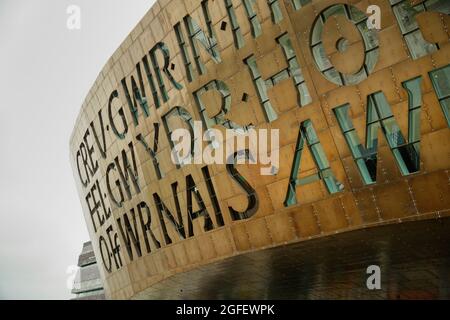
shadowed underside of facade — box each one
[134,218,450,299]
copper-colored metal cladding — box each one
[70,0,450,299]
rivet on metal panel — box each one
[287,213,298,240]
[389,67,402,102]
[339,196,352,226]
[423,103,434,131]
[406,179,419,215]
[312,204,323,234]
[356,88,364,110]
[312,3,318,16]
[378,156,388,181]
[370,188,382,221]
[322,94,334,123]
[431,56,437,69]
[440,14,448,39]
[243,225,252,250]
[264,218,275,245]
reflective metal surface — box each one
[134,218,450,299]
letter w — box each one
[333,77,423,185]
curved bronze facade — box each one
[70,0,450,299]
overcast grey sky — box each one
[0,0,155,299]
